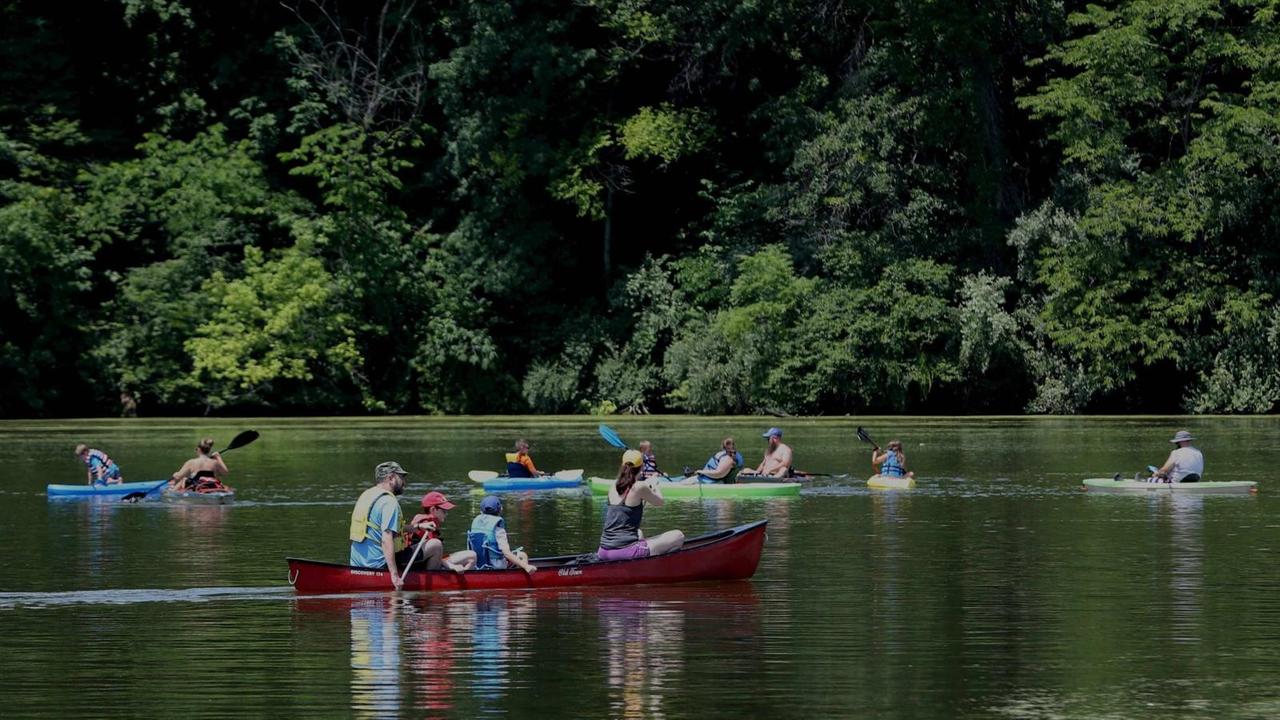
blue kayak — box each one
[482,475,583,492]
[46,479,168,498]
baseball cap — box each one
[480,495,502,515]
[374,461,408,481]
[421,490,455,510]
[762,427,783,439]
[622,449,643,467]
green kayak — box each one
[1082,478,1257,495]
[589,477,801,498]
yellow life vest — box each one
[505,453,520,463]
[348,486,406,552]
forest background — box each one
[2,0,1277,418]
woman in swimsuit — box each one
[170,438,229,491]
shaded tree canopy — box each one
[1,0,1276,417]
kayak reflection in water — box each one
[169,437,229,491]
[1148,430,1204,483]
[73,443,123,485]
[468,495,536,573]
[598,450,685,561]
[691,437,744,484]
[872,440,915,480]
[405,491,476,574]
[740,427,793,479]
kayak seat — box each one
[1179,473,1201,483]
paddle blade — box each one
[597,424,628,449]
[855,427,875,446]
[221,430,260,453]
[553,469,584,481]
[468,471,499,483]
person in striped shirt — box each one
[74,444,123,485]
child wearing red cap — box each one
[404,491,476,573]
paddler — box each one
[169,437,229,491]
[404,491,476,573]
[349,461,415,590]
[871,440,915,479]
[505,439,545,478]
[694,437,744,483]
[637,440,661,478]
[741,427,793,478]
[597,450,684,560]
[468,495,536,573]
[1149,430,1204,483]
[74,444,123,485]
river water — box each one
[0,416,1276,718]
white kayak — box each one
[1082,478,1257,495]
[867,474,915,490]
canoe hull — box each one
[1082,478,1257,495]
[868,474,916,490]
[483,475,582,492]
[288,519,767,595]
[162,489,235,505]
[46,480,167,498]
[588,477,800,498]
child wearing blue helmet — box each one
[469,495,537,574]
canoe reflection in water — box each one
[349,598,402,719]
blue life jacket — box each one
[880,451,905,477]
[697,450,743,483]
[468,513,505,569]
[505,452,532,478]
[86,450,121,485]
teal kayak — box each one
[589,477,800,498]
[46,479,167,499]
[1082,478,1257,495]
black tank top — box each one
[599,493,644,549]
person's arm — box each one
[212,452,229,477]
[1156,452,1176,478]
[635,480,665,507]
[381,530,403,590]
[871,450,887,467]
[701,455,735,480]
[171,460,191,484]
[521,454,543,476]
[497,529,535,573]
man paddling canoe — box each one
[74,444,123,485]
[740,427,793,479]
[349,461,416,590]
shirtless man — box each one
[742,427,793,478]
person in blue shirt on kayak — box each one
[74,444,123,485]
[871,440,915,479]
[469,495,536,573]
[694,438,744,483]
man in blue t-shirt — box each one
[350,462,411,587]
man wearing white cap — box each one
[1152,430,1204,483]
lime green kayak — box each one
[1082,478,1257,495]
[588,477,801,498]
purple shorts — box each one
[597,541,650,561]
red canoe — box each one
[287,519,768,595]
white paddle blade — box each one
[468,471,499,483]
[552,469,584,481]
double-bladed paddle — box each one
[855,426,879,451]
[121,430,259,502]
[468,469,583,483]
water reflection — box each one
[349,598,402,719]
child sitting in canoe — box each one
[505,439,545,478]
[404,491,476,573]
[872,440,915,479]
[468,495,536,573]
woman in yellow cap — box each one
[597,449,685,561]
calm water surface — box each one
[0,416,1277,718]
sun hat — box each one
[622,449,644,467]
[421,490,455,510]
[762,427,783,439]
[1169,430,1195,444]
[374,461,408,481]
[480,495,502,515]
